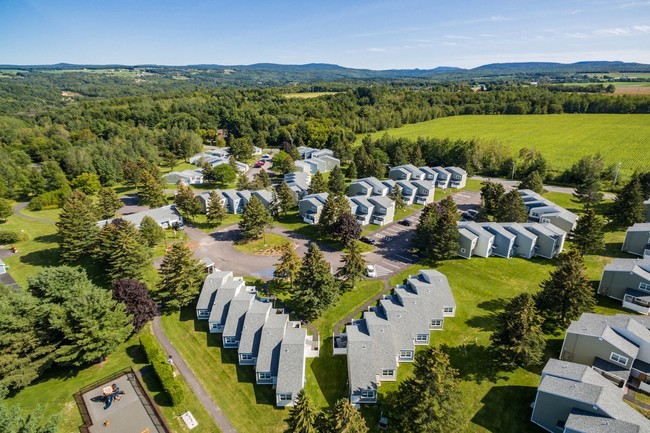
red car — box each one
[254,162,264,168]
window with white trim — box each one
[399,350,413,359]
[640,282,650,292]
[610,352,629,366]
[240,353,253,360]
[381,369,395,376]
[430,319,442,327]
[415,334,428,342]
[360,389,375,398]
[223,337,237,344]
[443,307,454,313]
[258,372,272,380]
[278,393,292,401]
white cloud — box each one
[367,47,386,52]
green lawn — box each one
[361,114,650,178]
[282,92,337,98]
[233,233,289,255]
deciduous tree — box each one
[0,198,11,222]
[210,164,237,184]
[273,243,301,290]
[518,170,544,194]
[334,212,362,247]
[112,279,158,332]
[56,190,99,263]
[140,215,164,247]
[253,168,272,189]
[480,180,505,219]
[174,182,201,221]
[157,242,205,310]
[239,196,273,241]
[0,403,60,433]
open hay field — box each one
[282,92,337,98]
[364,114,650,177]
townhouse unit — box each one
[189,148,230,165]
[457,221,566,260]
[394,180,417,205]
[348,177,390,197]
[368,196,395,226]
[560,313,650,392]
[418,166,439,183]
[431,167,451,188]
[296,146,334,160]
[622,223,650,258]
[163,169,205,185]
[388,164,425,181]
[97,205,183,229]
[298,192,329,224]
[350,196,375,226]
[221,189,245,214]
[197,190,225,213]
[446,166,467,189]
[334,270,456,405]
[196,271,318,407]
[598,258,650,314]
[292,147,340,174]
[531,358,650,433]
[284,171,311,200]
[410,179,436,205]
[198,189,273,214]
[519,189,579,234]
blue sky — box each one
[1,0,649,69]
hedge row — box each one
[140,334,184,406]
[0,230,28,245]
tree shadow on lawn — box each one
[441,344,508,384]
[33,233,61,244]
[19,247,61,268]
[309,336,347,407]
[602,241,627,259]
[465,313,498,333]
[476,298,509,312]
[471,385,543,433]
[139,366,173,407]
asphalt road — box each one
[469,175,616,200]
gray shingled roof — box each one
[346,321,377,393]
[255,312,289,375]
[566,313,640,359]
[98,205,182,227]
[565,411,641,433]
[196,271,233,311]
[627,223,650,232]
[222,288,256,338]
[368,195,394,209]
[275,326,307,395]
[238,299,273,356]
[208,277,245,326]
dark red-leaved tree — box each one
[112,279,159,332]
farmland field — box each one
[363,114,650,177]
[282,92,337,98]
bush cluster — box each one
[139,334,184,405]
[0,230,27,245]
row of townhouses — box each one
[197,189,274,214]
[97,205,184,229]
[332,270,456,405]
[298,192,396,226]
[519,189,579,234]
[388,164,467,189]
[195,270,319,407]
[457,221,566,260]
[623,222,650,259]
[294,146,341,174]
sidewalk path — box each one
[12,202,56,224]
[152,316,238,433]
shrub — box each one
[0,230,27,245]
[28,190,66,211]
[139,334,184,405]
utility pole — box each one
[613,162,622,186]
[511,161,516,180]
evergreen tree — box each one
[206,190,226,226]
[390,184,406,211]
[387,347,466,433]
[346,161,357,181]
[569,207,605,255]
[535,249,595,330]
[285,389,318,433]
[495,189,528,222]
[273,242,301,290]
[410,146,426,167]
[336,241,367,288]
[229,155,239,173]
[137,169,166,208]
[56,190,99,263]
[174,182,202,221]
[294,244,339,321]
[415,203,438,258]
[490,293,546,367]
[319,194,340,235]
[0,198,11,222]
[236,173,253,191]
[418,196,460,262]
[328,165,346,195]
[157,242,205,310]
[518,170,544,194]
[112,279,158,332]
[239,196,273,241]
[96,187,123,220]
[253,168,272,189]
[308,171,328,194]
[480,180,506,219]
[0,403,60,433]
[573,171,603,206]
[639,171,650,200]
[276,181,297,215]
[327,399,368,433]
[611,176,645,226]
[140,215,164,247]
[95,219,152,282]
[334,212,362,247]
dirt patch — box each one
[614,86,650,95]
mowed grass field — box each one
[363,114,650,177]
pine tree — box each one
[535,249,595,330]
[140,215,164,247]
[611,176,645,226]
[495,189,528,222]
[387,347,466,433]
[56,190,99,263]
[334,212,362,247]
[0,402,60,433]
[415,203,438,258]
[112,279,158,332]
[239,196,273,241]
[285,389,318,433]
[335,194,352,215]
[518,170,544,194]
[573,171,603,206]
[96,219,152,282]
[229,155,239,173]
[490,293,546,367]
[319,194,339,235]
[273,243,301,290]
[419,196,460,262]
[346,161,357,180]
[328,166,346,195]
[390,184,406,210]
[308,171,328,195]
[236,173,253,191]
[157,242,205,310]
[137,169,166,208]
[336,241,367,288]
[276,181,297,215]
[206,190,226,226]
[410,145,426,167]
[569,207,605,255]
[96,187,123,220]
[253,168,272,189]
[294,244,339,321]
[327,399,368,433]
[480,180,506,219]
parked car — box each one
[257,160,266,165]
[262,154,271,159]
[398,219,413,226]
[360,236,377,245]
[461,209,479,221]
[366,265,377,278]
[254,161,264,168]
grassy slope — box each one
[233,233,289,255]
[363,114,650,177]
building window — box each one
[224,337,237,344]
[431,320,442,327]
[460,248,466,253]
[443,307,454,313]
[240,353,253,360]
[382,369,395,376]
[278,393,292,401]
[415,334,428,342]
[610,352,629,366]
[258,372,272,380]
[399,350,413,359]
[640,282,650,292]
[360,389,375,399]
